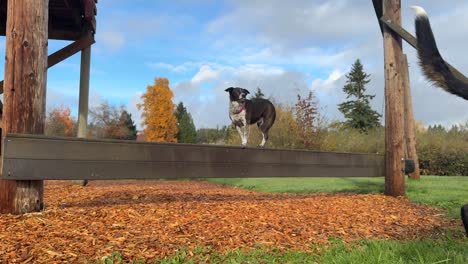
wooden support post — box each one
[0,34,95,94]
[401,55,420,180]
[383,0,405,196]
[0,0,49,214]
[76,36,92,187]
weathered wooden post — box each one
[383,0,405,196]
[401,55,420,180]
[0,0,49,214]
[76,34,92,187]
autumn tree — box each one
[338,59,381,132]
[45,106,76,137]
[89,102,136,140]
[175,102,197,143]
[138,78,178,142]
[295,91,320,149]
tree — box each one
[45,106,76,137]
[253,87,265,99]
[138,78,178,142]
[118,110,138,140]
[338,59,381,132]
[175,102,197,143]
[295,91,320,149]
[89,102,135,140]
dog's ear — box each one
[225,87,234,93]
[242,89,250,95]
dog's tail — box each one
[411,6,468,100]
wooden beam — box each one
[0,0,49,214]
[401,55,420,180]
[1,134,385,180]
[383,0,405,196]
[0,34,95,94]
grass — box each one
[96,238,468,264]
[208,176,468,218]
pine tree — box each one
[118,110,138,140]
[338,59,381,132]
[253,87,265,99]
[138,78,178,142]
[175,102,197,143]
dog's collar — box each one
[233,103,246,114]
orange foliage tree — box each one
[45,105,75,137]
[138,78,178,142]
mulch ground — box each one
[0,180,460,263]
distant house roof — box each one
[0,0,97,41]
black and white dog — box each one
[411,6,468,100]
[225,87,276,148]
[413,6,468,236]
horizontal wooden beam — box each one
[380,18,468,84]
[0,34,95,94]
[1,134,385,180]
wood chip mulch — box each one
[0,180,460,263]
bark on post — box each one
[0,0,49,214]
[401,55,420,180]
[383,0,405,196]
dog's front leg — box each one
[244,125,250,147]
[236,126,247,147]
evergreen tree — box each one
[175,102,197,143]
[118,110,138,140]
[338,59,381,132]
[253,87,265,99]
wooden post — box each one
[76,37,92,187]
[401,55,420,180]
[383,0,405,196]
[0,0,49,214]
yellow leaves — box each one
[138,78,178,143]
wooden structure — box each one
[1,134,384,180]
[0,0,97,214]
[0,1,465,214]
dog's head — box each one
[225,87,250,102]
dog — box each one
[411,6,468,100]
[462,204,468,237]
[225,87,276,148]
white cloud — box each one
[96,31,125,52]
[191,65,221,83]
[148,62,189,73]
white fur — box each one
[229,101,249,146]
[410,6,427,18]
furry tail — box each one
[411,6,468,100]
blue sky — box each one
[1,0,467,130]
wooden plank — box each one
[401,55,420,180]
[0,34,95,94]
[0,0,49,214]
[1,134,385,180]
[382,0,405,197]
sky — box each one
[1,0,467,130]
